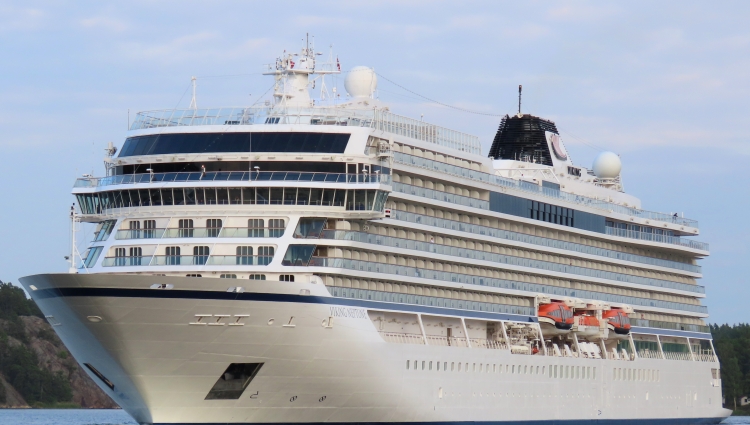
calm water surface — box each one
[0,410,748,425]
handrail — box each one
[315,258,708,314]
[115,227,285,239]
[394,151,700,229]
[326,284,535,316]
[605,227,708,251]
[101,254,274,267]
[318,229,704,294]
[129,107,482,155]
[75,171,391,188]
[391,209,708,264]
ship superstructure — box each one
[20,42,729,425]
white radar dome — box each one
[345,66,377,98]
[592,151,622,179]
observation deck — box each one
[129,107,482,155]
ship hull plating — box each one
[19,274,730,425]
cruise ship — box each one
[20,42,730,424]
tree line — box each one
[0,282,72,406]
[711,323,750,412]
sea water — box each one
[0,410,747,425]
[0,409,135,425]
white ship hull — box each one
[20,274,730,425]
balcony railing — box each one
[391,209,708,263]
[101,256,151,267]
[631,319,709,334]
[316,258,708,314]
[101,254,273,267]
[74,171,391,188]
[392,182,488,210]
[129,107,482,155]
[394,151,700,229]
[206,255,273,266]
[115,228,284,240]
[325,285,534,316]
[319,229,704,294]
[605,227,708,251]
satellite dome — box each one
[345,66,377,98]
[592,151,622,179]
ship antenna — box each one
[189,76,198,110]
[518,84,522,114]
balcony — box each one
[605,227,708,251]
[115,227,285,240]
[74,171,391,188]
[394,151,700,229]
[129,107,482,155]
[391,209,708,261]
[101,254,273,267]
[315,258,708,314]
[318,229,704,294]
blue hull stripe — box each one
[152,419,727,425]
[33,287,537,323]
[630,326,712,339]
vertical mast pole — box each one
[518,85,522,114]
[189,77,197,110]
[69,204,77,273]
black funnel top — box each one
[488,114,559,166]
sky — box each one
[0,1,748,324]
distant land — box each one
[0,281,117,408]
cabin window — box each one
[114,248,126,266]
[236,246,253,265]
[129,247,142,266]
[257,246,274,265]
[206,219,222,237]
[144,220,156,238]
[248,219,265,237]
[165,246,180,265]
[178,219,194,238]
[279,275,295,282]
[269,219,285,237]
[249,274,266,280]
[193,246,209,265]
[220,274,237,279]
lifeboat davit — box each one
[603,307,631,338]
[538,302,574,336]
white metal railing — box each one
[637,350,663,359]
[317,258,708,314]
[389,210,702,274]
[663,351,694,361]
[394,151,700,229]
[694,352,718,362]
[129,107,482,155]
[378,332,424,345]
[424,335,469,347]
[319,229,705,294]
[470,338,508,350]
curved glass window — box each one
[76,188,386,213]
[118,132,350,157]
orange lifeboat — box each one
[538,302,574,336]
[571,311,603,338]
[603,307,631,336]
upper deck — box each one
[129,107,482,155]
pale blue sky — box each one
[1,1,747,323]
